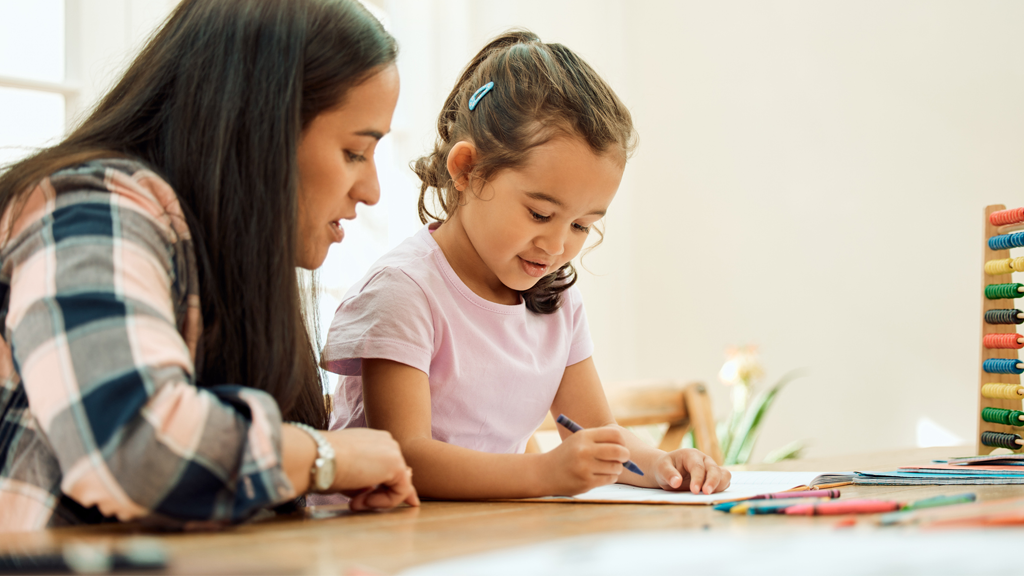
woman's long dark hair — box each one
[0,0,397,428]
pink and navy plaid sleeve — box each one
[0,160,296,531]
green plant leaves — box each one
[722,369,806,465]
[763,440,806,463]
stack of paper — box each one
[946,453,1024,466]
[854,453,1024,485]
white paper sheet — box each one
[531,471,827,504]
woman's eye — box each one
[529,210,550,222]
[573,223,591,233]
[345,151,367,163]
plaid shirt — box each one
[0,159,296,531]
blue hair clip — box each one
[468,82,494,111]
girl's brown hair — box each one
[413,30,636,314]
[0,0,397,428]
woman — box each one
[0,0,417,531]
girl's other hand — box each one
[325,428,420,509]
[654,449,731,495]
[544,427,629,495]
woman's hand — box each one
[542,426,629,495]
[653,448,731,494]
[326,428,420,510]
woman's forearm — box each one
[400,437,551,499]
[281,424,317,495]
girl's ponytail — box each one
[413,30,540,224]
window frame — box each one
[0,0,81,134]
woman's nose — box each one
[350,161,381,206]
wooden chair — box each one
[525,380,724,464]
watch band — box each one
[288,422,336,493]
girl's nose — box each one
[535,227,567,256]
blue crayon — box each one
[555,414,644,476]
[713,501,744,512]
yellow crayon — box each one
[730,497,830,515]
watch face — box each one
[314,457,335,492]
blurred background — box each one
[4,0,1023,460]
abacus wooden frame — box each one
[978,204,1024,454]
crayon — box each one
[900,493,976,512]
[784,499,900,516]
[733,498,831,515]
[713,501,745,512]
[878,493,978,526]
[555,414,643,476]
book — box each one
[946,453,1024,466]
[854,470,1024,486]
[510,471,850,505]
[899,464,1024,475]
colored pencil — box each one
[712,489,840,512]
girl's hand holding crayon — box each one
[543,427,632,495]
[653,449,732,495]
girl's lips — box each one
[518,256,550,278]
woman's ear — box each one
[446,141,477,191]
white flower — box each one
[718,346,765,387]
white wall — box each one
[379,0,1024,460]
[623,1,1024,459]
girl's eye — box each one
[529,210,550,222]
[573,223,591,233]
[345,151,367,163]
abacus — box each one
[978,204,1024,453]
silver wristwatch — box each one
[289,422,336,493]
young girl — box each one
[321,31,731,499]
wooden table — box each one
[4,447,1023,575]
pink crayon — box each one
[784,499,900,516]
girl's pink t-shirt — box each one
[323,224,593,454]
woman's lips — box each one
[329,220,344,243]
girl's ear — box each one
[446,141,477,191]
